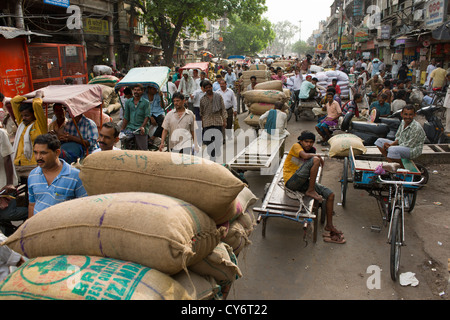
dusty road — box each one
[226,110,449,300]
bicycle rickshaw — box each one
[340,146,425,281]
[114,66,171,150]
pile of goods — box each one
[310,70,350,99]
[241,80,290,128]
[0,151,258,300]
[240,70,270,93]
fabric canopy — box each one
[115,66,170,90]
[179,62,210,73]
[21,84,104,117]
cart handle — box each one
[377,175,425,186]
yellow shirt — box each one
[283,143,304,183]
[430,67,447,88]
[11,95,48,166]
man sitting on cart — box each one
[374,105,426,166]
[283,131,346,244]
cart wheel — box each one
[340,157,349,207]
[414,163,429,185]
[390,207,403,281]
[404,190,417,213]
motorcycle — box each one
[341,102,449,145]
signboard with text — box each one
[425,0,447,27]
[43,0,70,8]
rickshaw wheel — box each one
[340,157,349,207]
[404,190,417,213]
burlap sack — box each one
[3,192,224,275]
[328,133,367,158]
[236,208,256,237]
[242,90,288,104]
[249,64,267,71]
[172,271,221,300]
[283,88,291,99]
[254,80,283,91]
[241,70,270,80]
[231,186,258,221]
[249,103,275,115]
[243,113,260,127]
[79,151,245,224]
[0,255,192,300]
[222,221,251,255]
[189,242,242,285]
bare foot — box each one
[305,190,322,201]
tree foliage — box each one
[222,15,275,57]
[291,40,315,57]
[134,0,267,66]
[266,21,299,55]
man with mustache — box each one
[27,133,87,217]
[92,122,121,153]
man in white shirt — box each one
[425,59,436,89]
[0,231,25,281]
[259,102,289,138]
[92,122,121,153]
[224,68,237,90]
[217,79,237,139]
[178,70,196,100]
[162,75,177,99]
[0,128,28,231]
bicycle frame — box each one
[377,173,425,244]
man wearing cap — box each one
[283,130,345,244]
[298,76,319,101]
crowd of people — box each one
[0,51,440,272]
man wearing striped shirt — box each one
[28,134,87,217]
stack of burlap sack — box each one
[241,80,290,127]
[99,84,122,115]
[0,151,258,300]
[272,60,295,72]
[240,69,270,93]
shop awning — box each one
[0,26,51,39]
[432,22,450,40]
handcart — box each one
[253,152,326,245]
[340,146,425,281]
[227,132,287,174]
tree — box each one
[222,15,275,57]
[134,0,267,67]
[291,40,315,58]
[266,21,298,55]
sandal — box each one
[323,232,346,244]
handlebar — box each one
[377,174,425,186]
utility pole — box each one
[298,20,302,42]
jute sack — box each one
[249,64,267,71]
[3,192,224,275]
[172,271,221,300]
[243,113,260,127]
[236,208,257,237]
[328,133,367,158]
[230,186,258,222]
[189,242,242,285]
[222,221,250,255]
[249,102,275,115]
[242,90,288,104]
[79,151,245,224]
[0,255,192,300]
[241,70,269,79]
[283,88,291,99]
[254,80,283,91]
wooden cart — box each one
[253,152,325,244]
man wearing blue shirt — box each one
[28,134,87,217]
[370,94,391,117]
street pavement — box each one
[226,109,449,300]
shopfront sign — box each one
[43,0,70,8]
[355,28,369,42]
[83,18,109,35]
[425,0,447,28]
